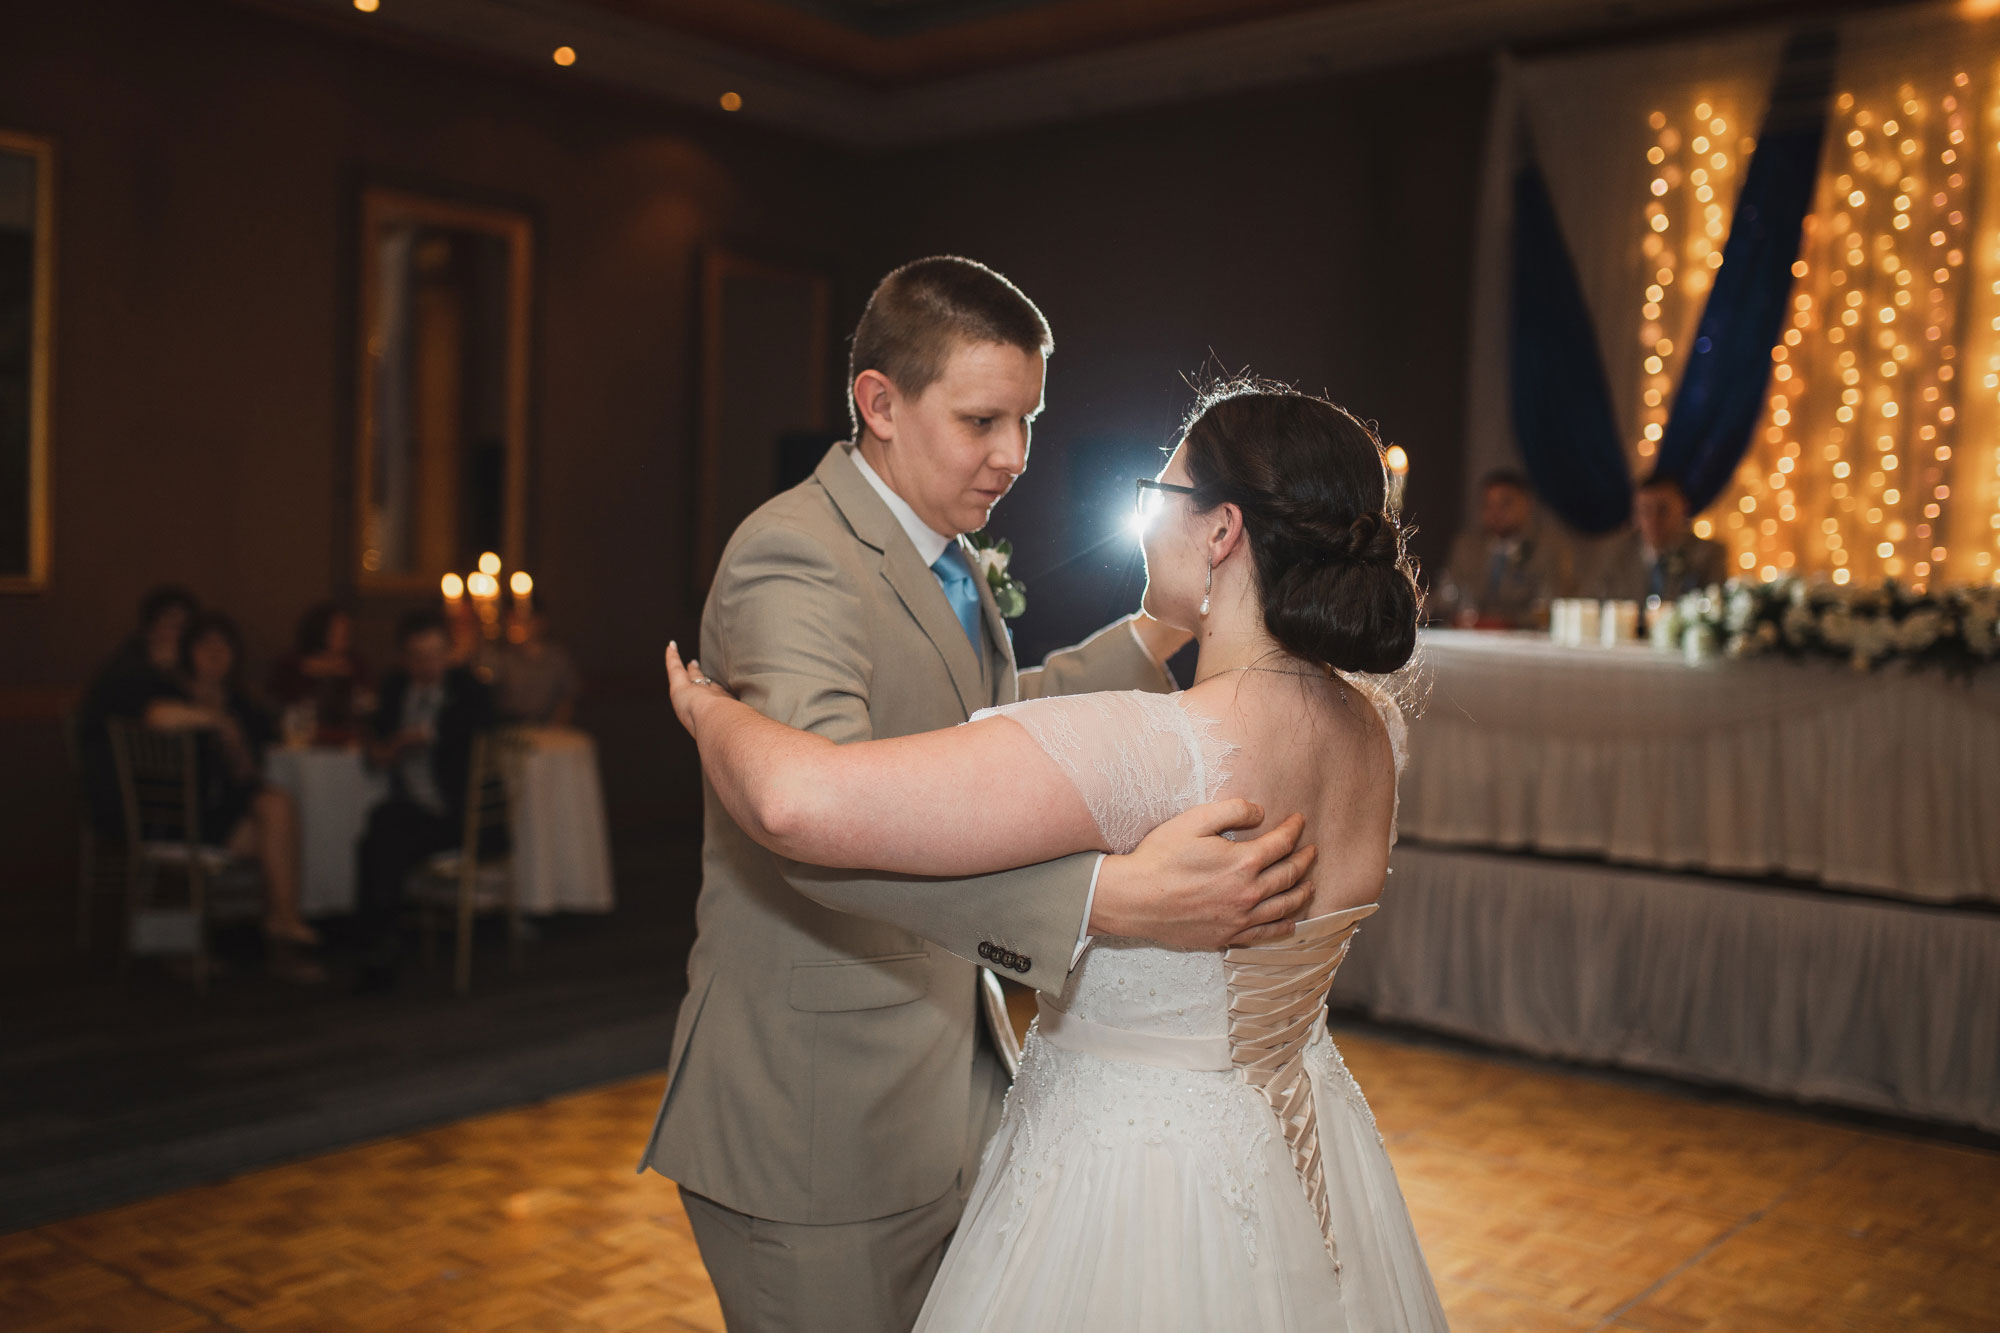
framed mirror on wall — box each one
[698,248,831,584]
[0,131,53,593]
[355,187,530,592]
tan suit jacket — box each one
[1438,523,1575,627]
[1580,527,1730,601]
[639,443,1174,1226]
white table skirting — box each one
[1400,630,2000,904]
[264,727,615,916]
[1329,845,2000,1132]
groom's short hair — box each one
[848,256,1054,439]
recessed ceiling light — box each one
[553,46,577,67]
[719,91,743,112]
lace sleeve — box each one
[972,691,1235,854]
[1348,676,1407,777]
[1344,674,1407,847]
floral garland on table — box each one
[967,531,1028,619]
[1655,576,2000,675]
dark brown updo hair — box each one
[1181,381,1420,675]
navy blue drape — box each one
[1508,143,1633,534]
[1656,29,1836,512]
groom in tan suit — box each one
[640,257,1315,1332]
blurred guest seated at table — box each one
[80,585,199,839]
[494,599,580,726]
[147,612,322,968]
[353,609,499,990]
[1583,473,1729,603]
[267,601,373,743]
[1434,468,1574,628]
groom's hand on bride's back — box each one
[1088,800,1316,950]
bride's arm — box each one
[668,641,1105,875]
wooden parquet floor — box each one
[3,1029,1995,1332]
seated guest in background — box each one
[1584,473,1729,602]
[267,602,372,742]
[354,609,499,989]
[493,598,579,726]
[79,585,198,839]
[1436,468,1574,627]
[142,612,322,970]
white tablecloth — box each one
[1399,630,2000,903]
[265,747,383,917]
[265,727,615,916]
[508,726,616,914]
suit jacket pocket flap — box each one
[789,952,930,1012]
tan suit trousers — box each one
[683,1035,1008,1332]
[682,1183,961,1333]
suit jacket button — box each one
[1001,950,1018,969]
[1015,956,1032,973]
[978,943,993,961]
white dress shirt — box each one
[850,446,1103,963]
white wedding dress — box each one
[913,687,1448,1332]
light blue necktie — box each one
[931,548,982,650]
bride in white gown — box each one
[667,382,1449,1331]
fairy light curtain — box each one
[1465,5,2000,589]
[1461,35,1782,520]
[1653,29,1834,514]
[1700,12,2000,589]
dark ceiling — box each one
[250,0,1890,148]
[760,0,1065,39]
[568,0,1345,86]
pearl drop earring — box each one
[1200,559,1213,617]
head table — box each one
[265,725,616,917]
[1398,630,2000,904]
[1325,629,2000,1132]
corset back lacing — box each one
[1223,901,1379,1273]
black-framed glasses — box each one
[1134,477,1196,525]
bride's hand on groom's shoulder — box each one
[664,640,733,735]
[1088,800,1317,952]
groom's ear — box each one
[854,369,899,443]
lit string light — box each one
[1638,100,1747,466]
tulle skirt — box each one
[914,1025,1448,1332]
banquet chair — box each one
[66,711,127,951]
[408,728,523,995]
[106,719,265,994]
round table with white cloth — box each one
[1399,629,2000,903]
[264,726,616,916]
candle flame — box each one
[1384,445,1410,475]
[510,571,534,596]
[441,573,464,599]
[468,572,499,598]
[478,551,502,576]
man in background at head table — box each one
[1583,472,1729,604]
[1436,468,1575,629]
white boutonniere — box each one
[967,531,1027,619]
